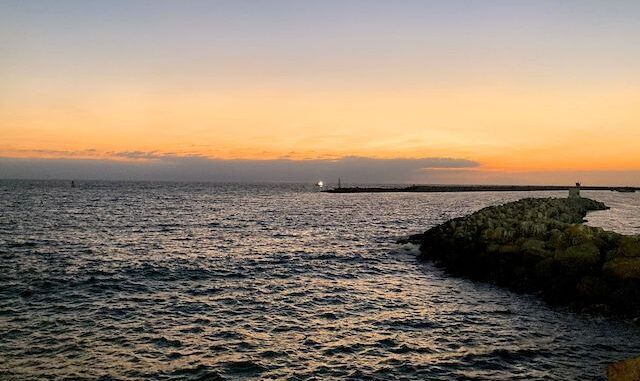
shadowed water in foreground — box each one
[1,181,639,380]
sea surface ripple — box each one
[1,181,639,380]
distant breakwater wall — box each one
[326,185,638,193]
[411,197,640,316]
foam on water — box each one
[1,181,639,380]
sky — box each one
[1,0,639,184]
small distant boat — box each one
[613,187,636,193]
[315,181,324,188]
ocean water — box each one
[1,181,639,381]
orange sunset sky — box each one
[1,1,639,184]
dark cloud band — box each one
[0,155,478,183]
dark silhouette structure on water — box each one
[568,182,581,198]
[326,184,638,194]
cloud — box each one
[1,155,638,185]
[0,155,479,183]
[107,151,183,160]
[13,148,99,157]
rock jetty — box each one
[326,185,639,193]
[415,197,640,316]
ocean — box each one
[1,180,639,380]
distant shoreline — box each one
[325,185,638,193]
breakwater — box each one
[326,185,638,193]
[414,197,640,316]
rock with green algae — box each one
[417,197,640,316]
[608,356,640,381]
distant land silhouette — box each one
[326,184,638,193]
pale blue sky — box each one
[3,0,639,88]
